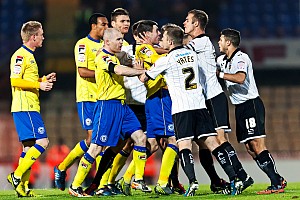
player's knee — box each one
[131,130,146,146]
[36,138,49,149]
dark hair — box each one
[111,8,129,22]
[136,20,158,38]
[221,28,241,47]
[161,23,184,45]
[132,20,145,36]
[188,9,208,30]
[89,13,106,27]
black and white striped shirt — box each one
[217,49,259,105]
[186,34,223,100]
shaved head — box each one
[103,28,121,40]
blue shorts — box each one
[77,102,96,130]
[12,111,48,142]
[145,89,174,138]
[92,100,142,147]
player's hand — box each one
[40,82,53,91]
[139,32,151,44]
[46,72,56,82]
[134,59,144,69]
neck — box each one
[89,32,100,41]
[23,42,36,51]
[226,47,237,58]
[190,28,204,38]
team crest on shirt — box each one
[85,118,92,126]
[38,127,45,134]
[140,46,153,57]
[100,135,107,142]
[78,44,86,62]
[237,61,245,70]
[30,59,35,64]
[102,55,113,64]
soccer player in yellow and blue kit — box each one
[53,13,109,191]
[7,21,56,197]
[68,28,148,197]
[120,20,179,195]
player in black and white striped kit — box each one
[140,24,243,196]
[183,9,252,194]
[217,28,287,195]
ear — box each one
[111,21,116,28]
[193,20,199,27]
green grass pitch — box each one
[0,183,299,199]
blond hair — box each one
[21,21,42,42]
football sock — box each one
[108,150,130,184]
[123,160,135,184]
[58,140,88,171]
[199,149,220,183]
[91,148,116,186]
[180,149,197,184]
[133,146,147,181]
[95,152,103,171]
[19,152,31,190]
[169,158,180,186]
[221,142,248,181]
[157,144,178,186]
[254,150,281,186]
[212,145,236,181]
[14,144,45,178]
[99,167,111,189]
[72,153,94,188]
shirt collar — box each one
[102,49,114,56]
[87,34,100,43]
[22,45,34,54]
[169,45,184,54]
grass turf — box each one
[0,182,299,199]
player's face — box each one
[33,28,44,48]
[149,25,160,45]
[218,35,227,53]
[160,31,170,50]
[112,15,130,35]
[183,13,195,34]
[96,17,109,38]
[109,32,124,53]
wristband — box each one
[219,72,224,79]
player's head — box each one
[111,8,130,35]
[103,28,123,53]
[184,9,208,35]
[136,20,160,45]
[89,13,109,39]
[218,28,241,53]
[160,23,184,49]
[131,20,145,42]
[21,21,44,47]
[183,33,192,45]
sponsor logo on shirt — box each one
[140,46,153,57]
[237,61,245,70]
[78,45,86,62]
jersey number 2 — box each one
[182,67,197,90]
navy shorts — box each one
[172,109,217,143]
[235,97,266,143]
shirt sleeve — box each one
[232,57,247,74]
[74,41,88,68]
[10,55,25,79]
[146,56,169,80]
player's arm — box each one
[111,59,145,77]
[217,70,246,84]
[78,67,95,78]
[139,57,167,83]
[38,72,57,82]
[11,78,53,91]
